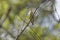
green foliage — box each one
[2,18,11,30]
[54,23,60,29]
[18,25,49,40]
[0,1,9,18]
[44,35,57,40]
[9,12,15,23]
[0,0,60,40]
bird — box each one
[29,8,34,25]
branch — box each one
[16,0,51,40]
[16,4,40,40]
[0,6,16,38]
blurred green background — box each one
[0,0,60,40]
